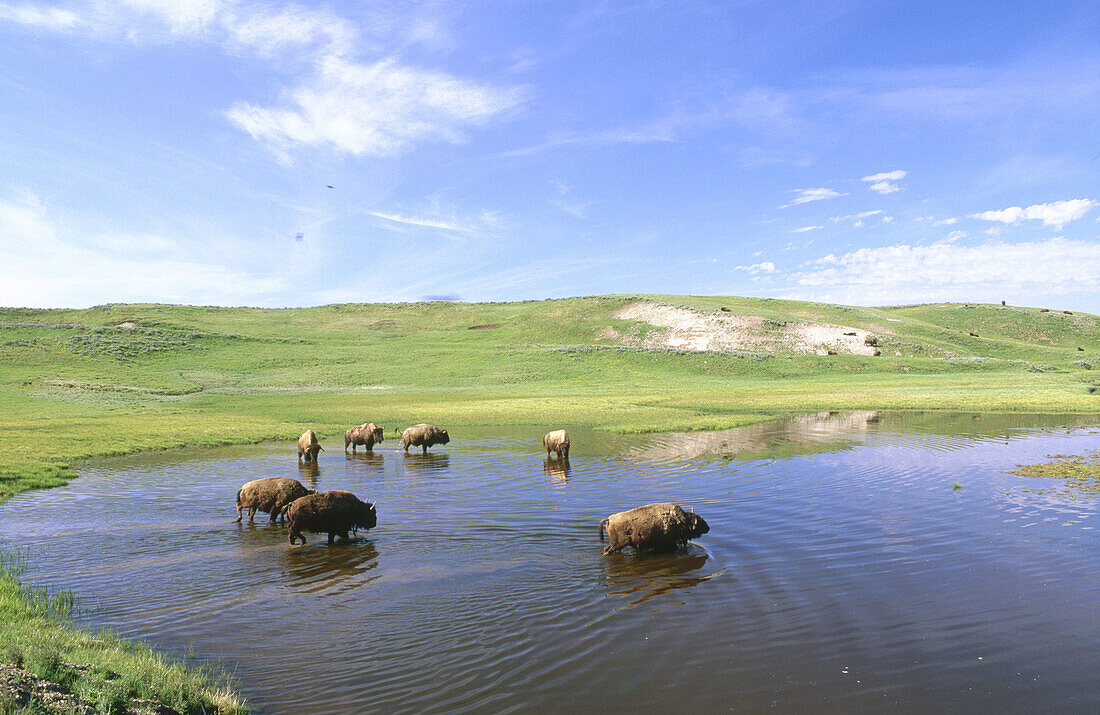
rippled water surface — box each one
[4,412,1100,712]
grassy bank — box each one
[1,294,1098,710]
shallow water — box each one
[4,412,1100,712]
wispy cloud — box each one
[228,56,524,159]
[972,199,1096,229]
[780,187,847,209]
[3,1,523,161]
[366,210,477,234]
[831,210,883,224]
[735,261,777,274]
[792,225,823,233]
[862,169,906,194]
[0,3,79,30]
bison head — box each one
[439,429,450,444]
[686,511,709,538]
[355,501,378,531]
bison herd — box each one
[240,424,710,553]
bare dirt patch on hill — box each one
[612,302,880,355]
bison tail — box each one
[235,488,242,505]
[598,518,608,540]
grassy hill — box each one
[2,294,1098,480]
[1,294,1098,711]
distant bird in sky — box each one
[326,185,334,189]
[295,233,304,242]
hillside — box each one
[0,294,1098,479]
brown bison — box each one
[599,502,709,555]
[235,477,315,523]
[543,429,570,458]
[283,490,378,545]
[345,423,384,452]
[401,423,450,453]
[297,430,323,462]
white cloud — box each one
[792,225,823,233]
[831,210,883,223]
[735,261,776,274]
[972,199,1095,229]
[1,1,522,160]
[933,217,958,226]
[862,170,906,195]
[791,237,1100,304]
[366,210,477,234]
[945,229,968,242]
[0,3,80,29]
[227,56,523,158]
[881,216,895,223]
[862,170,907,182]
[780,187,847,208]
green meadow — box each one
[1,294,1098,711]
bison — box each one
[283,490,378,545]
[599,502,709,555]
[543,429,570,459]
[345,422,384,452]
[235,477,314,523]
[401,423,449,453]
[297,430,323,462]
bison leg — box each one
[422,445,428,454]
[235,504,243,523]
[289,529,304,545]
[328,532,336,545]
[248,506,257,522]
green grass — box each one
[1,293,1099,710]
[0,548,245,714]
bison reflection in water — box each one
[601,551,714,612]
[283,542,380,595]
[297,459,321,485]
[283,490,378,545]
[401,451,449,476]
[543,457,571,481]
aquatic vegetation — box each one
[1008,452,1100,497]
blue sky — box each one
[2,1,1099,311]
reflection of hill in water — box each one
[625,411,1100,464]
[626,411,882,463]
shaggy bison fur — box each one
[283,490,378,545]
[599,502,709,555]
[235,477,314,523]
[345,422,384,452]
[543,429,570,458]
[297,430,323,462]
[401,423,450,453]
